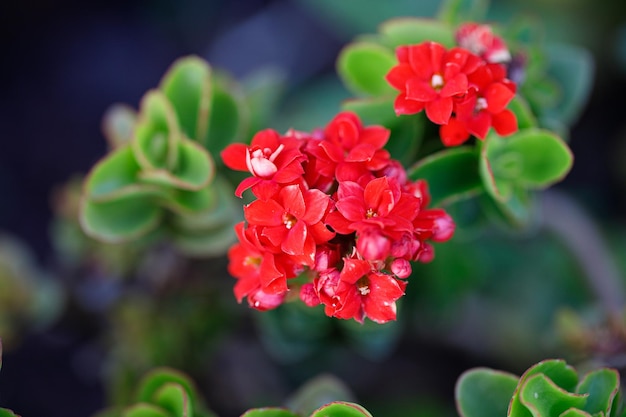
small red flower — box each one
[385,42,482,124]
[244,184,335,266]
[221,129,305,199]
[440,63,518,145]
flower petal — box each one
[425,97,453,125]
[244,199,284,226]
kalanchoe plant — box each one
[94,367,217,417]
[456,359,625,417]
[222,111,455,323]
[80,56,244,257]
[241,402,373,417]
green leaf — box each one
[508,96,538,130]
[102,103,138,149]
[80,196,161,243]
[240,409,299,417]
[479,130,572,206]
[543,43,594,126]
[172,221,237,258]
[509,360,580,417]
[204,74,249,157]
[139,139,214,191]
[480,186,534,230]
[576,369,620,416]
[408,146,483,207]
[337,42,397,97]
[154,383,192,417]
[123,404,170,417]
[0,409,19,417]
[286,375,355,417]
[133,90,181,171]
[558,409,592,417]
[136,368,199,408]
[84,146,163,202]
[159,56,212,145]
[519,374,587,417]
[455,368,519,417]
[342,96,397,127]
[379,18,455,48]
[311,402,373,417]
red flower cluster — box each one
[222,112,454,323]
[385,23,517,147]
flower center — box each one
[475,97,488,112]
[365,208,377,218]
[431,73,444,90]
[282,212,297,229]
[244,256,262,267]
[356,276,370,296]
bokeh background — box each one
[1,0,626,416]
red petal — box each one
[385,64,414,91]
[259,252,287,292]
[278,184,305,218]
[484,82,515,113]
[221,144,249,171]
[336,196,366,222]
[425,97,453,125]
[261,225,287,248]
[308,221,335,243]
[466,111,492,139]
[250,128,281,148]
[427,42,446,73]
[235,176,261,198]
[302,189,330,224]
[394,94,425,115]
[340,258,371,284]
[244,199,284,226]
[408,43,434,79]
[440,118,471,147]
[250,180,280,200]
[406,78,437,102]
[346,143,376,162]
[325,210,353,234]
[359,125,390,149]
[492,109,518,136]
[440,71,468,97]
[363,273,405,323]
[363,177,394,216]
[282,220,307,255]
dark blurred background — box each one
[1,0,626,416]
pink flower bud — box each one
[390,258,412,278]
[299,283,321,307]
[357,229,390,261]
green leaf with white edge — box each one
[508,96,537,131]
[337,42,397,97]
[154,383,192,417]
[80,196,162,243]
[544,43,594,126]
[559,409,592,417]
[498,129,573,189]
[123,404,171,417]
[576,369,620,416]
[102,103,138,149]
[408,146,483,207]
[519,374,588,417]
[170,177,241,229]
[509,360,580,417]
[133,90,181,171]
[139,139,214,191]
[204,74,249,158]
[172,221,237,258]
[240,409,299,417]
[286,375,356,417]
[311,402,373,417]
[136,368,200,409]
[159,56,212,146]
[455,368,519,417]
[379,18,455,49]
[84,146,163,203]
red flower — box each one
[456,22,511,64]
[440,63,518,145]
[306,112,391,183]
[244,184,335,266]
[385,42,482,124]
[221,129,305,199]
[315,259,407,323]
[228,222,296,310]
